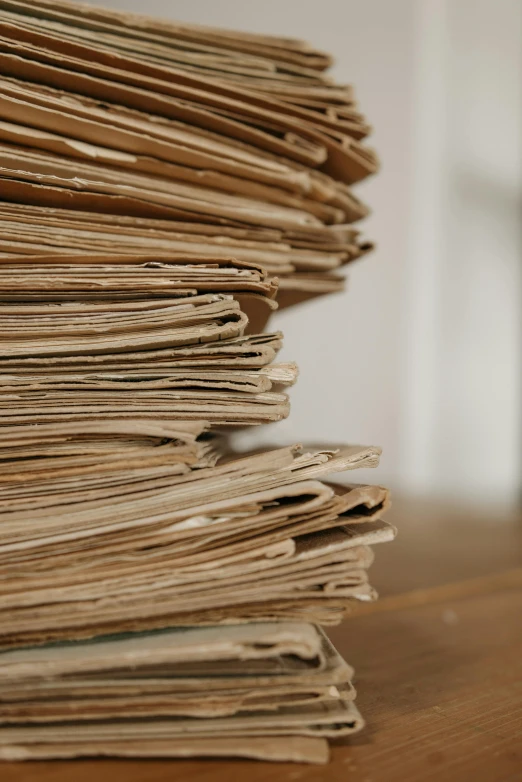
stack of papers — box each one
[0,432,395,762]
[0,0,378,311]
[0,256,296,425]
[0,0,392,764]
[0,440,393,647]
[0,623,363,763]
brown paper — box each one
[0,1,390,763]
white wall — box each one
[87,0,522,503]
[400,0,522,503]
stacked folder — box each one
[0,0,393,765]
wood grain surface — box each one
[2,496,522,782]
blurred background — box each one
[90,0,522,507]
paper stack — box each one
[0,436,394,762]
[0,257,292,426]
[0,624,362,764]
[0,0,393,765]
[0,0,377,311]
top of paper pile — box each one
[0,0,378,312]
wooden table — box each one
[3,497,522,782]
